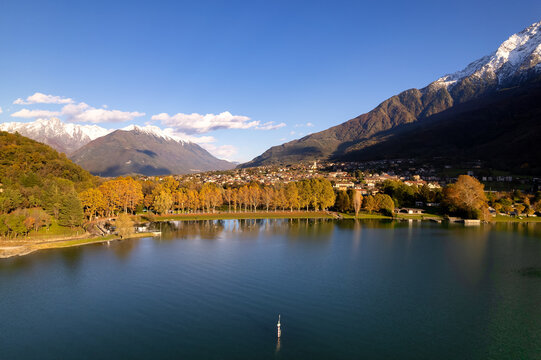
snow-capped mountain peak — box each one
[437,20,541,87]
[122,124,188,144]
[0,117,112,154]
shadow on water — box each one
[59,246,84,271]
[112,238,140,260]
[517,267,541,278]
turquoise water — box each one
[1,219,541,359]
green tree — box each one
[363,195,377,213]
[375,193,395,216]
[5,212,26,238]
[41,179,74,219]
[0,188,23,214]
[334,191,350,213]
[499,198,513,214]
[58,194,84,228]
[0,214,8,237]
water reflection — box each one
[151,218,339,243]
[59,247,84,272]
[1,220,540,274]
[2,219,541,360]
[113,238,140,260]
[492,221,541,239]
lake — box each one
[1,219,541,359]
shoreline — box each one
[1,212,539,259]
[0,232,160,259]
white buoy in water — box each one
[277,314,281,338]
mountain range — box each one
[70,125,234,177]
[0,117,112,154]
[242,20,541,172]
[2,20,540,176]
[0,119,234,176]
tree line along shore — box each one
[2,173,540,242]
[1,131,540,250]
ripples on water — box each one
[1,219,541,360]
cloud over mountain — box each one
[62,102,145,123]
[13,92,74,105]
[11,109,61,118]
[7,91,279,162]
[151,111,285,134]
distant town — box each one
[143,159,540,195]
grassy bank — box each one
[491,214,541,223]
[0,232,159,259]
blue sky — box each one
[1,0,540,162]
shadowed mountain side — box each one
[339,80,541,173]
[240,21,541,169]
[241,85,461,167]
[70,129,235,177]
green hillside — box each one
[0,131,94,187]
[0,131,95,237]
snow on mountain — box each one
[121,124,189,144]
[436,20,541,87]
[0,117,112,154]
[0,117,196,154]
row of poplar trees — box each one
[78,177,337,220]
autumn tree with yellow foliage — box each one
[443,175,489,220]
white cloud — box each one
[0,107,2,114]
[11,109,61,118]
[201,144,238,161]
[160,126,235,159]
[62,102,145,123]
[295,122,314,128]
[14,92,74,105]
[151,111,258,134]
[256,121,286,130]
[164,128,216,144]
[10,102,143,123]
[152,111,286,134]
[62,102,90,117]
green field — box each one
[491,214,541,223]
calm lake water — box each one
[1,219,541,359]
